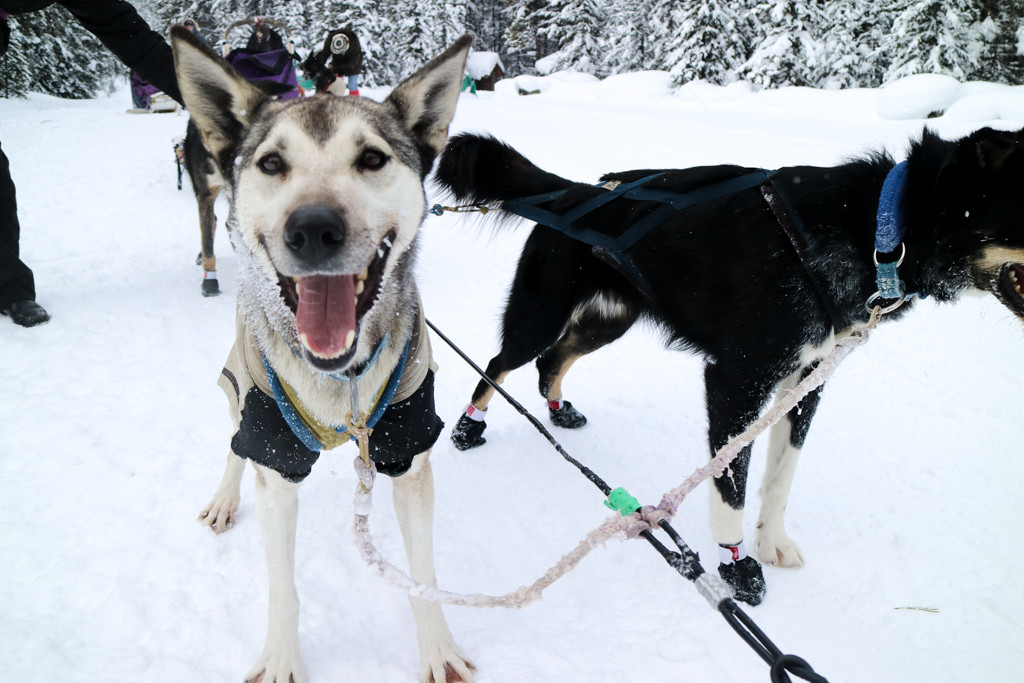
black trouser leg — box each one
[0,140,36,309]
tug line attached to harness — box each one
[349,313,887,682]
[351,319,863,681]
[347,164,917,679]
[395,160,917,588]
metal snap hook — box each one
[873,242,906,267]
[864,286,907,315]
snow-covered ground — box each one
[2,71,1023,682]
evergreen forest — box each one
[2,0,1022,100]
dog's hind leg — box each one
[451,265,587,450]
[393,452,475,683]
[536,295,638,429]
[198,451,246,534]
[246,463,308,683]
[756,365,824,568]
[705,361,777,606]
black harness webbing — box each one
[760,181,848,332]
[497,168,845,333]
[500,169,777,299]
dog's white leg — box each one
[393,452,475,683]
[198,451,246,534]
[756,416,805,567]
[755,366,824,568]
[245,464,307,683]
[709,483,745,549]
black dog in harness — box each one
[435,167,853,332]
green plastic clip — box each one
[604,487,641,516]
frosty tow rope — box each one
[350,313,886,682]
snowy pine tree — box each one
[465,0,508,53]
[661,0,748,85]
[881,0,983,82]
[601,0,655,74]
[738,0,830,88]
[502,0,549,75]
[2,6,122,99]
[974,1,1024,83]
[817,1,888,89]
[535,0,605,75]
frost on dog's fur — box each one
[172,25,475,683]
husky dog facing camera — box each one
[172,26,474,683]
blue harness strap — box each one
[263,337,412,451]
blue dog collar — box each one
[872,161,919,304]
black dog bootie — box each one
[718,556,766,606]
[451,413,487,450]
[548,400,587,429]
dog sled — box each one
[127,71,179,113]
[221,17,302,100]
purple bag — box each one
[130,71,160,100]
[225,48,300,99]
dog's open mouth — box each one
[278,230,395,371]
[998,263,1024,315]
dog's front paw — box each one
[756,532,805,568]
[245,646,308,683]
[421,646,476,683]
[718,556,766,606]
[197,493,239,534]
[451,414,486,450]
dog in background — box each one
[173,26,475,683]
[182,119,225,296]
[435,129,1024,605]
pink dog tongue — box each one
[296,274,356,357]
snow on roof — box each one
[466,51,505,80]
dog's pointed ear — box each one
[384,34,473,176]
[971,128,1018,172]
[170,25,269,173]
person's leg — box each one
[0,141,49,326]
[346,73,359,96]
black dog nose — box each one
[283,205,346,264]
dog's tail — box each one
[435,133,575,206]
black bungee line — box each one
[425,318,829,683]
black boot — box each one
[718,556,766,605]
[451,414,487,450]
[3,300,50,327]
[201,277,220,297]
[549,400,587,429]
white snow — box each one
[2,73,1023,683]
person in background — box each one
[182,17,207,46]
[0,1,182,327]
[303,26,363,96]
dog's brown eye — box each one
[358,149,388,171]
[258,153,285,175]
